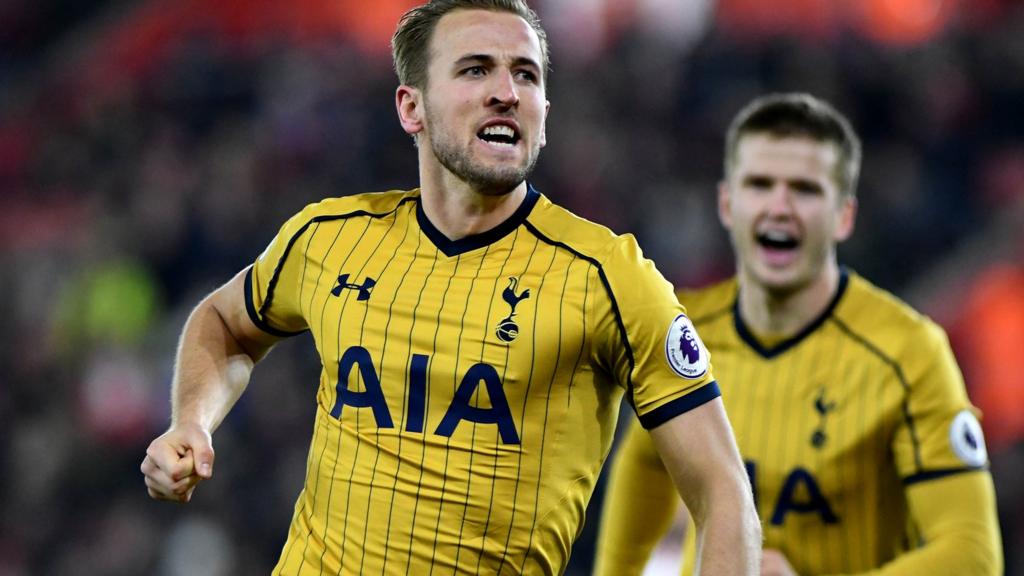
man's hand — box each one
[762,548,798,576]
[141,423,215,502]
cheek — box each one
[726,203,756,231]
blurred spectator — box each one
[954,263,1024,454]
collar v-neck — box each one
[734,268,850,359]
[416,184,541,257]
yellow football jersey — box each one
[245,186,718,575]
[603,270,990,576]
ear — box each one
[538,100,550,148]
[834,196,857,242]
[396,85,424,136]
[717,180,733,230]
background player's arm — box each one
[815,472,1002,576]
[650,397,761,575]
[594,420,681,576]
[836,323,1003,576]
[141,268,281,502]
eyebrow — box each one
[742,174,825,191]
[453,54,541,72]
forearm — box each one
[690,474,761,575]
[172,298,257,432]
[834,534,1001,576]
[649,399,761,575]
[830,472,1002,576]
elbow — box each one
[706,476,762,543]
[744,492,763,546]
[965,539,1004,576]
[933,529,1003,576]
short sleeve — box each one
[595,234,719,429]
[894,321,989,483]
[245,208,313,336]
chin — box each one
[465,169,528,195]
[752,268,808,295]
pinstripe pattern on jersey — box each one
[669,269,983,575]
[255,189,711,575]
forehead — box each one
[429,9,542,67]
[733,133,839,182]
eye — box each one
[514,69,538,83]
[462,66,486,77]
[790,180,824,195]
[744,176,774,190]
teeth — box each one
[762,231,794,242]
[482,125,515,138]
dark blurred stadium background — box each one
[2,0,1023,574]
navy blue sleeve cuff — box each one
[902,466,988,486]
[638,381,721,430]
[244,266,306,338]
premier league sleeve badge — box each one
[665,314,709,379]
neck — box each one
[417,158,528,241]
[737,263,842,339]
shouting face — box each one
[719,133,856,296]
[398,9,549,196]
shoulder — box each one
[525,193,643,267]
[833,271,951,365]
[677,278,737,323]
[268,190,418,244]
[296,189,419,221]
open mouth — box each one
[477,124,520,148]
[756,230,799,251]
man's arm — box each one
[141,268,281,502]
[761,471,1002,576]
[594,420,682,576]
[649,396,761,575]
[856,471,1001,576]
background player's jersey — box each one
[624,270,989,575]
[246,186,718,575]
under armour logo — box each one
[495,277,530,343]
[331,274,376,301]
[811,387,837,448]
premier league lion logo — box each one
[679,326,701,365]
[665,314,708,379]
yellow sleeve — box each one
[893,322,986,479]
[595,234,718,428]
[828,471,1003,576]
[245,206,315,336]
[594,418,681,576]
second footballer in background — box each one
[594,93,1003,576]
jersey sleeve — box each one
[245,207,314,336]
[595,234,719,429]
[594,419,680,576]
[855,472,1003,576]
[893,321,989,483]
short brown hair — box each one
[725,93,862,197]
[392,0,550,89]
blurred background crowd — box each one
[1,0,1023,574]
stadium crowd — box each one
[1,0,1022,573]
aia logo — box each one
[331,274,376,301]
[495,277,530,343]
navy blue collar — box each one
[734,268,850,359]
[416,184,541,257]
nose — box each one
[764,184,795,217]
[487,69,519,109]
